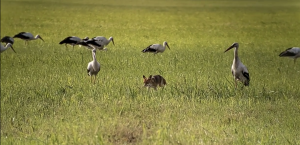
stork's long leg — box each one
[294,59,296,64]
[90,76,92,83]
[94,76,97,84]
[235,80,237,89]
[65,44,67,48]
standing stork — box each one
[59,36,89,48]
[92,36,114,50]
[279,47,300,64]
[224,42,250,88]
[13,32,44,45]
[87,48,101,84]
[142,41,170,54]
[1,36,14,45]
[1,43,16,53]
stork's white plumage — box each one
[87,48,101,84]
[59,36,89,48]
[1,36,14,45]
[224,42,250,88]
[92,36,114,50]
[142,41,170,54]
[13,32,44,45]
[1,43,16,53]
[279,47,300,63]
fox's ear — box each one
[149,75,152,79]
[143,75,147,79]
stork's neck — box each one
[92,52,97,62]
[108,37,113,43]
[234,47,239,60]
[34,35,39,40]
[5,44,10,49]
[163,43,167,48]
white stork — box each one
[1,43,16,53]
[279,47,300,63]
[142,41,170,54]
[224,42,250,88]
[87,48,101,84]
[59,36,89,48]
[13,32,44,45]
[92,36,114,50]
[1,36,14,45]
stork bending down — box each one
[1,43,16,53]
[13,32,44,45]
[142,41,170,54]
[279,47,300,64]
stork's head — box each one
[37,35,44,42]
[109,37,114,45]
[224,42,239,52]
[164,41,170,50]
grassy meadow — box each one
[1,0,300,144]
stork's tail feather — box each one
[279,51,295,57]
[142,48,157,53]
[244,81,250,86]
[242,72,250,86]
[59,39,68,44]
[13,32,25,38]
[87,69,90,76]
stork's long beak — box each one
[167,44,170,50]
[112,39,115,45]
[224,45,234,53]
[39,36,45,42]
[10,46,16,53]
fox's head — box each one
[143,75,155,87]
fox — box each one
[143,75,167,90]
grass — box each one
[1,0,300,144]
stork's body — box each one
[279,47,300,63]
[224,43,250,88]
[92,36,114,50]
[13,32,44,45]
[142,41,170,54]
[1,43,16,53]
[59,36,88,48]
[1,36,14,45]
[87,49,101,84]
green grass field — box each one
[1,0,300,144]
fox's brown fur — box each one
[143,75,167,90]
